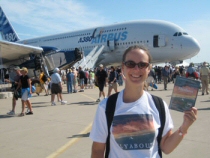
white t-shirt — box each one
[90,90,174,158]
[51,73,61,84]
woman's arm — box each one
[91,142,106,158]
[160,107,197,154]
[28,78,32,94]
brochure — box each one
[169,76,200,112]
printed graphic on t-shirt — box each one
[112,114,155,150]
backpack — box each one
[105,92,166,158]
[31,85,36,93]
[42,74,48,82]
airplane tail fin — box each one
[0,6,20,42]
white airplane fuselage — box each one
[16,20,200,67]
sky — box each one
[0,0,210,64]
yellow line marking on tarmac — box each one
[46,123,92,158]
[79,93,97,101]
[46,93,96,158]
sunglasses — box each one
[123,61,150,69]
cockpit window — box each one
[173,32,187,36]
[173,32,178,36]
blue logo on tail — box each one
[0,7,19,42]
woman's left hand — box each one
[182,107,197,131]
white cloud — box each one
[1,0,109,38]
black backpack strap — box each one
[151,95,166,158]
[105,92,119,158]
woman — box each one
[172,66,181,83]
[90,45,197,158]
[16,67,33,116]
[146,64,156,91]
[72,67,78,93]
[107,66,118,97]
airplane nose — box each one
[191,38,200,55]
[183,37,200,58]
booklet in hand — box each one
[169,76,200,112]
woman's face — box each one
[21,70,26,75]
[122,48,150,86]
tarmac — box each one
[0,82,210,158]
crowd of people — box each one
[48,64,123,103]
[4,53,209,118]
[145,62,209,95]
[4,62,125,116]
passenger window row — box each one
[43,33,91,42]
[61,39,148,51]
[40,27,127,42]
[115,40,149,46]
[103,27,127,33]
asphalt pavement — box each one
[0,82,209,158]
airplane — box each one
[0,6,200,78]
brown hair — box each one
[122,45,152,63]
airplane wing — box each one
[0,40,43,63]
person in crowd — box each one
[167,65,173,82]
[199,61,210,95]
[90,45,197,158]
[186,63,197,79]
[39,70,48,96]
[89,69,95,89]
[116,66,123,86]
[162,65,170,90]
[46,77,51,95]
[5,67,22,115]
[84,68,89,89]
[50,68,67,106]
[171,66,175,83]
[172,66,181,83]
[72,67,78,93]
[146,64,156,91]
[95,64,108,102]
[156,66,162,84]
[179,65,184,76]
[107,66,118,97]
[15,67,33,116]
[78,66,86,92]
[60,69,66,84]
[153,65,158,83]
[66,69,74,93]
